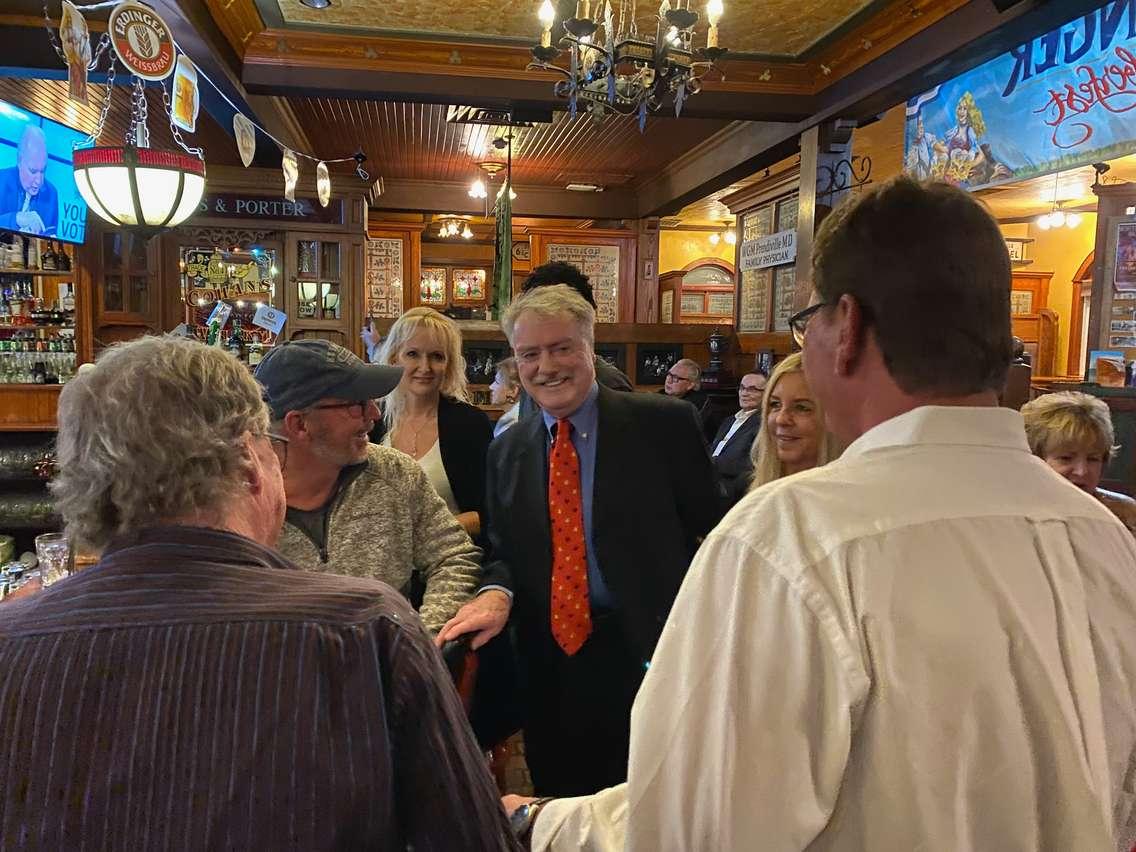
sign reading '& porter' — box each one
[739,229,798,271]
[194,194,344,225]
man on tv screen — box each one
[0,125,58,236]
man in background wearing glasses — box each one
[257,339,495,635]
[708,370,767,506]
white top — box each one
[712,407,758,457]
[381,434,460,515]
[534,406,1136,852]
[494,403,520,439]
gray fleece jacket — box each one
[276,444,482,633]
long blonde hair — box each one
[377,307,469,430]
[748,352,840,491]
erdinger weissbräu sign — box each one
[904,1,1136,191]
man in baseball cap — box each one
[256,339,488,634]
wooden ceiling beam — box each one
[374,179,639,220]
[635,121,803,219]
[239,29,817,122]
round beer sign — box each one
[109,1,176,81]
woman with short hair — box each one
[490,356,521,438]
[373,307,492,538]
[1021,390,1136,534]
[748,352,841,491]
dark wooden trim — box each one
[680,256,736,274]
[1068,251,1095,378]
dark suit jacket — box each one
[711,410,761,505]
[482,385,723,664]
[0,167,58,236]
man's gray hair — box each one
[18,125,46,159]
[501,283,595,349]
[50,335,269,549]
[673,358,702,388]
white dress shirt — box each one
[534,406,1136,852]
[712,407,758,457]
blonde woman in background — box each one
[1021,390,1136,535]
[748,352,840,491]
[372,307,492,538]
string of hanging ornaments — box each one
[528,0,727,131]
[43,0,370,236]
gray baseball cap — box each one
[255,339,403,419]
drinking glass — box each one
[35,532,71,586]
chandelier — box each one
[529,0,726,128]
[73,77,206,236]
[1035,172,1082,230]
[437,217,474,239]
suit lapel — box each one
[517,412,552,591]
[593,386,634,574]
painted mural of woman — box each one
[933,92,1013,187]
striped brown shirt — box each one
[0,525,520,851]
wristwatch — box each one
[510,797,554,848]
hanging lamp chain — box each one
[126,77,150,148]
[81,61,116,146]
[161,80,204,160]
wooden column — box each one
[793,120,854,313]
[635,217,660,324]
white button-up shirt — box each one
[712,407,758,457]
[534,406,1136,851]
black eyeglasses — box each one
[307,400,370,419]
[666,371,693,382]
[788,302,829,348]
[265,431,289,470]
[789,299,875,348]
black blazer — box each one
[710,410,761,505]
[481,385,723,663]
[370,396,493,521]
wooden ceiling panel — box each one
[0,77,242,167]
[274,0,887,58]
[285,98,730,188]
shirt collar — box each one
[841,405,1031,461]
[735,407,759,423]
[542,381,600,439]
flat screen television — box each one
[0,99,88,244]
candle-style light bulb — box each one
[706,0,723,48]
[539,0,555,46]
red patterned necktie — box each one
[549,418,592,655]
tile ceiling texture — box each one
[275,0,879,56]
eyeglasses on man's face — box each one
[306,400,371,420]
[666,371,694,383]
[739,382,765,394]
[788,302,829,348]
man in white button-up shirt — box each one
[509,178,1136,851]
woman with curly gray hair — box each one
[50,334,287,549]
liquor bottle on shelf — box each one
[247,338,264,368]
[227,319,245,361]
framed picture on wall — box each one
[594,344,627,375]
[462,340,508,385]
[635,343,682,385]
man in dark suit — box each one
[0,125,58,236]
[441,283,722,798]
[710,371,767,506]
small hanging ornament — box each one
[281,148,298,202]
[171,55,199,133]
[316,161,331,207]
[60,1,91,104]
[233,113,256,167]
